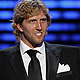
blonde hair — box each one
[12,0,51,41]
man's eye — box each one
[40,18,47,22]
[30,20,36,23]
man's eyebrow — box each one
[28,19,37,21]
[41,17,47,19]
[27,17,47,21]
[40,17,47,19]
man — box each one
[0,0,80,80]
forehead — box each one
[28,10,46,19]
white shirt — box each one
[20,40,46,80]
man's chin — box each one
[37,42,43,47]
[32,41,43,47]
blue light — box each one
[60,1,80,8]
[0,33,16,41]
[0,11,13,19]
[49,11,61,19]
[0,1,80,9]
[44,34,57,41]
[43,1,57,8]
[0,44,11,50]
[60,34,70,41]
[62,23,76,31]
[48,23,76,31]
[73,44,80,47]
[48,23,61,31]
[72,34,80,41]
[0,23,13,31]
[63,11,80,19]
[0,1,17,8]
[0,1,57,9]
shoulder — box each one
[0,43,20,55]
[44,41,80,50]
[44,41,80,56]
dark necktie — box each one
[27,49,42,80]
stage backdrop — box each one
[0,0,80,50]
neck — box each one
[21,39,43,49]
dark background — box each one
[0,0,80,50]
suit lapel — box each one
[7,44,28,80]
[45,42,61,80]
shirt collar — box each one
[33,42,45,55]
[20,40,45,55]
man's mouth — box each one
[35,33,42,36]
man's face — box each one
[17,10,48,48]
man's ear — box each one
[17,24,23,32]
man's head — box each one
[12,0,51,48]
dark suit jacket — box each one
[0,42,80,80]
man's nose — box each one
[36,21,42,31]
